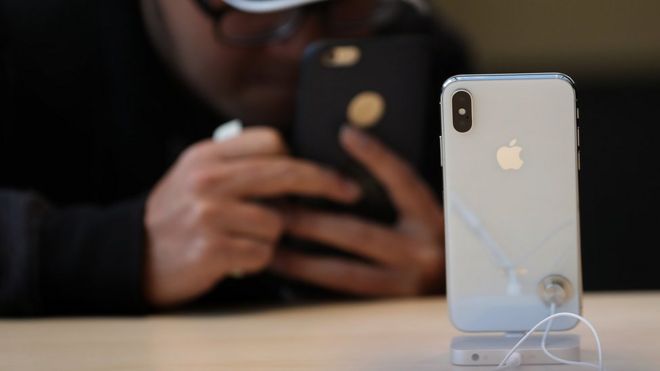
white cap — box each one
[224,0,328,13]
[224,0,430,15]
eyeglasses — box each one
[193,0,402,46]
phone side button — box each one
[439,135,444,167]
[577,150,581,171]
[577,126,581,148]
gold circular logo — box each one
[347,91,386,128]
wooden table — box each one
[1,292,657,370]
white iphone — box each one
[440,73,582,332]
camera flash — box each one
[458,108,467,116]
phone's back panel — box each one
[440,74,582,332]
[294,35,432,181]
[290,36,433,262]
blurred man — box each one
[0,0,467,315]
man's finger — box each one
[211,236,274,276]
[340,126,442,224]
[218,127,289,158]
[187,127,289,163]
[216,158,362,203]
[270,250,415,297]
[204,201,284,243]
[285,209,414,267]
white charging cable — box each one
[495,305,604,370]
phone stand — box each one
[450,333,580,366]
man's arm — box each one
[0,190,149,316]
[0,191,46,315]
[0,3,148,316]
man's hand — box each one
[271,126,445,296]
[144,127,361,307]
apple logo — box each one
[497,139,524,170]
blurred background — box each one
[433,0,660,291]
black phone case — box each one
[289,35,434,259]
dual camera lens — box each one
[452,90,472,133]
